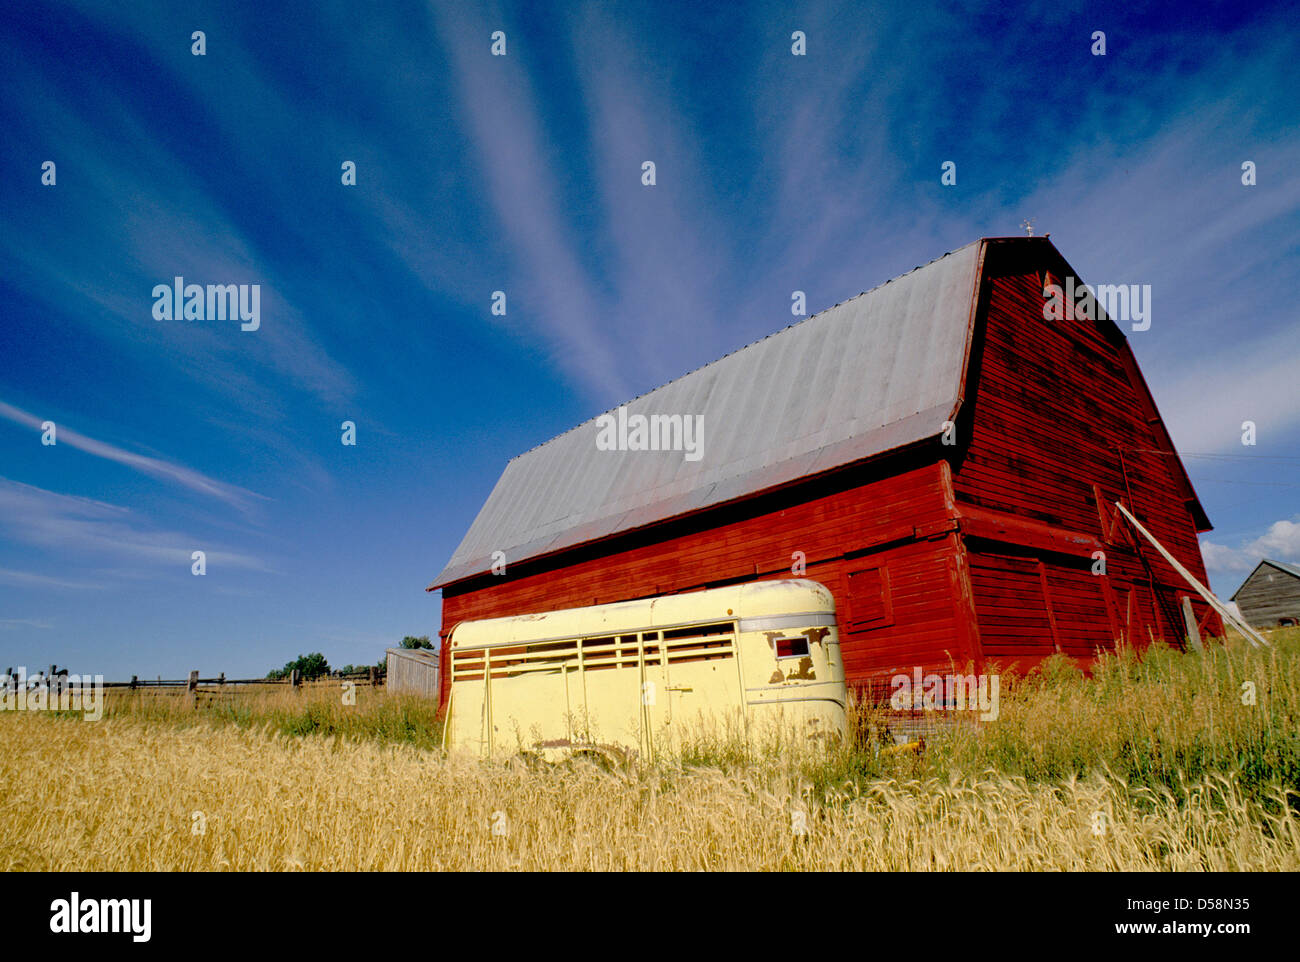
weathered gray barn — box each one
[1230,560,1300,629]
[385,647,441,699]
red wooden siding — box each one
[440,461,966,705]
[950,243,1220,648]
[968,552,1056,662]
[967,547,1131,669]
[829,535,979,685]
[1042,560,1120,656]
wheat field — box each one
[3,711,1298,871]
[3,630,1299,871]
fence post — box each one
[369,666,377,687]
[290,668,301,688]
[218,672,225,688]
[130,675,138,690]
[187,669,199,708]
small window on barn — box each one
[846,565,893,631]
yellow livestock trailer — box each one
[442,579,848,761]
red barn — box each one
[429,236,1218,704]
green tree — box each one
[400,635,434,650]
[276,652,330,680]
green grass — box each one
[101,683,445,751]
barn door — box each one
[968,553,1056,661]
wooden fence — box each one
[4,665,385,694]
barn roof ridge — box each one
[504,238,986,463]
[1267,559,1300,578]
[1261,558,1300,579]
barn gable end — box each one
[950,239,1220,662]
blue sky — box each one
[1,0,1297,679]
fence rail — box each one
[5,665,385,693]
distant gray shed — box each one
[1230,560,1300,629]
[385,647,441,700]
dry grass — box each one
[3,712,1296,871]
[3,628,1298,871]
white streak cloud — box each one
[0,400,264,512]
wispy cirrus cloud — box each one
[0,11,360,421]
[0,479,271,574]
[0,617,55,629]
[999,35,1300,458]
[567,7,731,387]
[0,400,265,512]
[0,568,104,591]
[1149,327,1300,455]
[425,1,633,400]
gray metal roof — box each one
[385,646,441,665]
[1232,559,1300,599]
[1266,559,1300,579]
[431,239,984,589]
